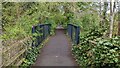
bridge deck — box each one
[33,29,77,66]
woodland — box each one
[1,2,120,67]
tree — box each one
[109,1,114,38]
[99,1,102,27]
[103,2,108,27]
[118,2,120,36]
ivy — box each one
[72,29,120,67]
[20,45,43,68]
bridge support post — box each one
[75,26,80,45]
[48,24,51,35]
[68,24,72,39]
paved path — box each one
[33,29,77,66]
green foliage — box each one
[2,2,119,67]
[20,45,43,67]
[78,13,100,31]
[110,36,120,46]
[80,28,106,45]
[1,2,70,41]
[1,13,39,41]
[72,29,120,67]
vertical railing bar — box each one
[34,25,38,46]
[32,26,35,46]
[76,26,80,44]
[39,24,41,44]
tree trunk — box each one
[109,2,114,38]
[102,2,108,27]
[118,22,120,36]
[103,2,108,21]
[99,1,102,27]
[118,2,120,36]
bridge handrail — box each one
[1,23,51,67]
[67,24,80,45]
[32,24,51,47]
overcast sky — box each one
[2,0,120,2]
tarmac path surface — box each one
[33,29,77,66]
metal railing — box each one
[32,24,51,47]
[67,24,80,45]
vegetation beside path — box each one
[1,2,120,67]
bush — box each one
[72,29,120,67]
[20,45,43,67]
